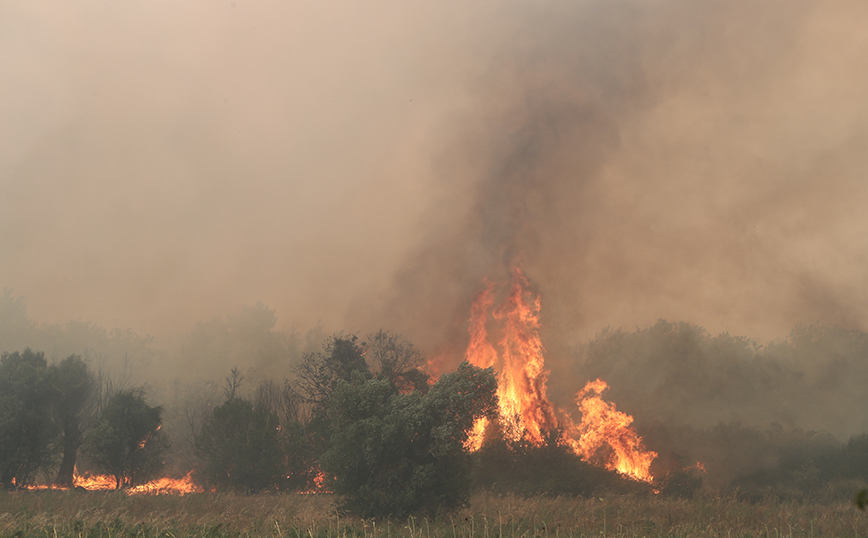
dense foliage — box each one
[52,354,96,487]
[472,428,639,497]
[0,349,57,488]
[4,298,868,516]
[82,389,169,489]
[573,320,868,437]
[196,398,284,492]
[321,361,498,517]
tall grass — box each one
[1,490,866,538]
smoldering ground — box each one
[3,0,868,444]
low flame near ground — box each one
[299,468,332,495]
[21,470,203,495]
[464,268,658,483]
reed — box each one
[1,490,866,538]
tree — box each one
[51,355,96,487]
[195,398,284,492]
[294,334,370,408]
[294,334,371,464]
[366,330,430,394]
[0,349,58,488]
[82,389,169,489]
[254,379,312,489]
[321,361,498,517]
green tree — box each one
[82,389,169,489]
[196,398,284,492]
[51,355,96,487]
[321,361,498,518]
[0,349,58,488]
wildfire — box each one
[73,471,116,490]
[465,272,557,446]
[463,267,657,483]
[299,468,332,494]
[19,470,204,495]
[126,471,204,495]
[563,379,656,482]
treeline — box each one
[566,319,868,501]
[644,421,868,502]
[4,290,868,514]
[0,350,168,489]
[9,328,868,516]
[0,332,503,518]
[570,320,868,437]
[0,329,653,516]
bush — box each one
[82,389,169,489]
[196,398,284,493]
[321,361,497,518]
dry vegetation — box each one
[2,491,867,538]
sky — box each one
[3,0,868,357]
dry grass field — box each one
[2,490,867,538]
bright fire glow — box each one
[464,267,657,483]
[299,468,332,494]
[21,470,203,495]
[465,271,558,446]
[126,471,203,495]
[563,379,656,482]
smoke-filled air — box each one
[3,0,868,513]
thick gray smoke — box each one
[4,0,868,440]
[354,0,868,360]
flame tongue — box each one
[566,379,657,483]
[125,471,203,495]
[463,267,657,483]
[466,270,559,446]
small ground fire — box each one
[21,470,203,495]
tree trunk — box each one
[55,426,80,487]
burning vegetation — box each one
[462,268,657,483]
[2,283,868,515]
[0,273,661,513]
[20,470,202,495]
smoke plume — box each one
[354,0,868,359]
[3,0,868,440]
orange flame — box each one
[299,468,332,494]
[126,471,203,495]
[563,379,656,483]
[465,270,558,445]
[73,471,117,490]
[19,470,203,494]
[463,268,657,483]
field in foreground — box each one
[2,491,867,538]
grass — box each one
[1,490,867,538]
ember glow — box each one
[299,468,332,495]
[464,268,657,483]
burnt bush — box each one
[471,426,645,497]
